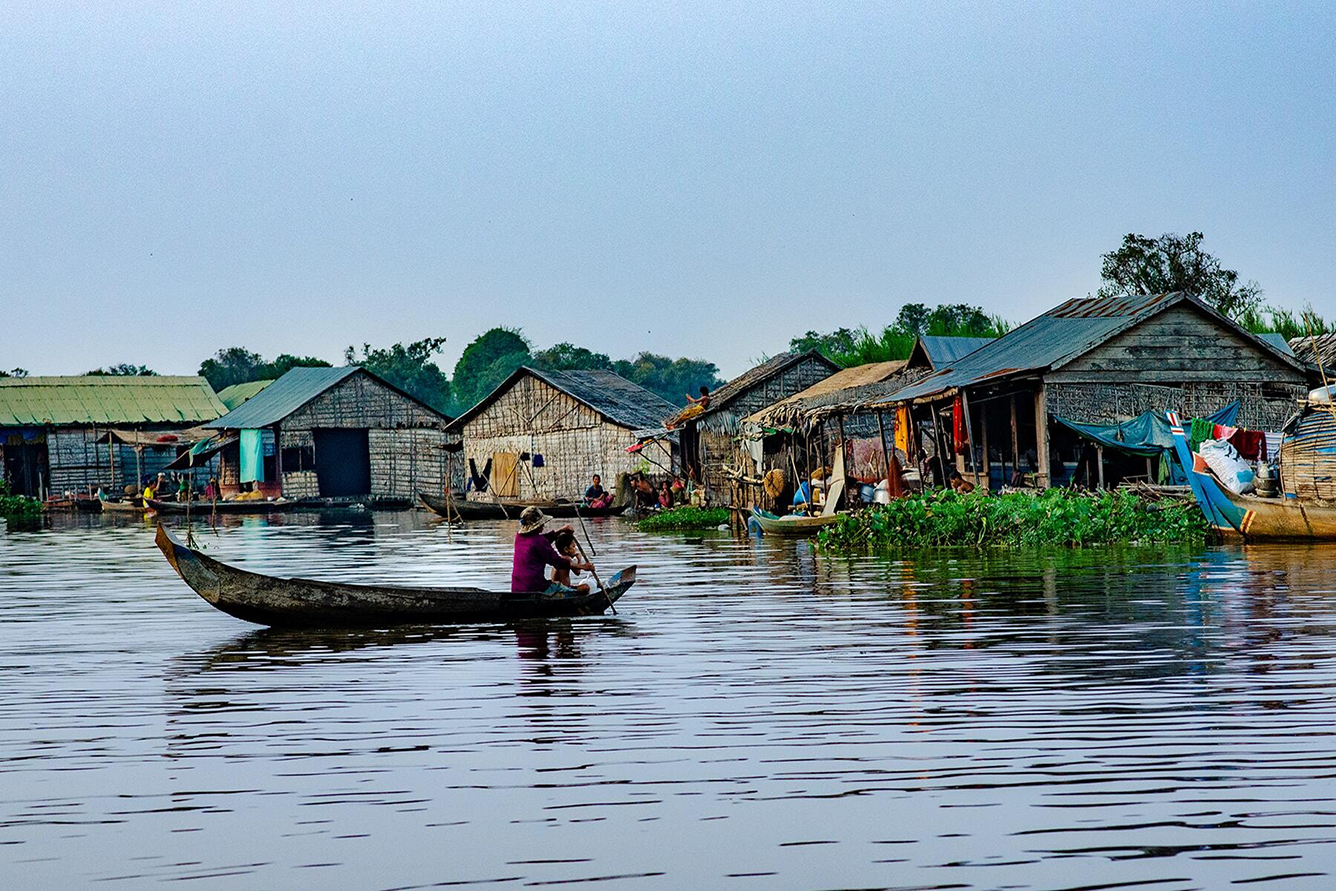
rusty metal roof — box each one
[0,376,226,427]
[883,292,1305,404]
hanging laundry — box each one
[1188,417,1215,454]
[1229,429,1266,461]
[1213,424,1239,442]
[894,406,910,454]
[1264,431,1283,463]
[952,395,968,452]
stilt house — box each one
[203,366,455,504]
[667,349,839,504]
[871,292,1312,491]
[0,376,227,498]
[449,367,676,502]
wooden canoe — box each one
[419,492,628,521]
[1168,410,1336,540]
[750,508,845,536]
[147,497,296,515]
[154,524,636,627]
[99,498,145,513]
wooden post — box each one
[108,434,116,493]
[960,391,978,487]
[836,413,850,485]
[929,402,948,488]
[1010,395,1020,483]
[1096,445,1105,489]
[980,401,990,491]
[1035,386,1050,489]
[876,409,892,488]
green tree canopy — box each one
[84,364,157,376]
[531,343,614,372]
[345,337,451,413]
[612,353,723,405]
[451,328,532,412]
[0,369,28,378]
[1098,231,1263,320]
[790,303,1009,367]
[198,348,331,391]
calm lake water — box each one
[3,510,1336,890]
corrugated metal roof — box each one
[207,366,361,428]
[884,292,1305,404]
[215,379,275,410]
[0,376,226,427]
[451,367,676,431]
[916,336,996,367]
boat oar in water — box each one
[572,533,615,615]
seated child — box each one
[550,529,592,594]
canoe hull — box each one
[148,498,296,515]
[155,525,635,627]
[419,492,627,521]
[750,508,843,536]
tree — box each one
[345,337,450,413]
[84,364,157,376]
[1098,231,1263,319]
[792,303,1009,367]
[198,347,330,391]
[531,343,614,372]
[451,328,531,412]
[612,353,723,405]
[789,328,862,358]
[0,368,29,378]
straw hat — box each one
[518,506,548,534]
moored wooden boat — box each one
[750,508,844,536]
[147,497,296,515]
[154,524,636,627]
[1169,409,1336,540]
[99,497,145,513]
[418,492,628,521]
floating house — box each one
[0,376,227,497]
[203,366,454,504]
[666,349,839,503]
[449,367,676,502]
[871,292,1312,490]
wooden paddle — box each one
[571,531,615,615]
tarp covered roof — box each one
[881,292,1306,404]
[216,379,274,410]
[451,367,675,432]
[0,376,226,427]
[207,366,452,429]
[1053,401,1240,458]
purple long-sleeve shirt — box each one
[511,530,572,593]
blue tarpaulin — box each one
[1052,401,1241,458]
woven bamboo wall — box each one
[461,375,672,501]
[1047,381,1304,430]
[1280,408,1336,501]
[44,426,217,494]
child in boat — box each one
[550,529,591,594]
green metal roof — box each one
[0,376,227,427]
[206,366,452,429]
[216,379,275,410]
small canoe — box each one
[99,498,145,513]
[419,492,628,521]
[147,497,296,515]
[750,508,845,536]
[155,524,636,627]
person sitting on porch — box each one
[584,474,612,508]
[511,507,594,594]
[550,529,591,594]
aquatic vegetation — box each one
[0,481,41,517]
[818,488,1210,552]
[637,506,730,531]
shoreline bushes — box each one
[817,489,1209,552]
[0,481,41,518]
[637,507,730,531]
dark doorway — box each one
[313,429,371,497]
[3,440,48,497]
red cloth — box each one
[1229,429,1266,461]
[952,395,968,451]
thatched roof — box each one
[1291,333,1336,370]
[450,367,675,432]
[665,349,839,427]
[743,361,905,429]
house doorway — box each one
[3,438,48,497]
[313,429,371,497]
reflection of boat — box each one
[147,497,296,515]
[155,524,637,627]
[418,492,628,521]
[750,508,843,536]
[1169,408,1336,540]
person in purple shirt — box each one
[511,506,595,593]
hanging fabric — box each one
[239,429,264,483]
[894,406,910,455]
[952,395,968,452]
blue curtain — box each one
[239,429,264,483]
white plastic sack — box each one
[1309,384,1335,404]
[1199,439,1255,495]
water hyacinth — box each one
[0,481,41,517]
[637,506,731,531]
[817,488,1210,551]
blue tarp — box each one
[239,428,264,483]
[1052,401,1241,458]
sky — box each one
[3,2,1335,381]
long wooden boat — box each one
[99,498,145,513]
[1168,410,1336,540]
[750,508,845,536]
[419,492,628,521]
[147,497,296,515]
[154,524,636,627]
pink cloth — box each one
[511,531,571,593]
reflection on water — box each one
[4,510,1336,889]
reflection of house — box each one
[872,292,1312,489]
[215,380,274,411]
[449,367,676,502]
[204,366,454,504]
[0,376,226,497]
[667,350,839,504]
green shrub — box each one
[0,480,41,517]
[637,506,730,531]
[817,489,1209,552]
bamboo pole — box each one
[876,409,892,493]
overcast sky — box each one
[3,2,1335,380]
